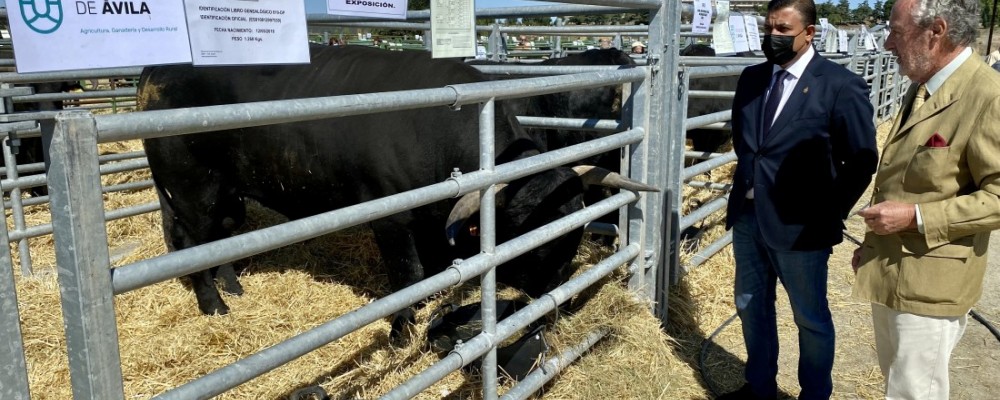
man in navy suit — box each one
[718,0,879,399]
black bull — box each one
[470,49,638,222]
[681,44,741,155]
[137,45,656,319]
[489,46,737,165]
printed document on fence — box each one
[743,15,761,51]
[328,0,409,20]
[692,0,712,34]
[430,0,475,58]
[185,0,309,66]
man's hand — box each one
[856,200,918,235]
[852,247,862,273]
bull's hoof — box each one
[679,224,704,254]
[198,301,230,316]
[219,278,244,296]
[288,385,328,400]
[389,308,417,346]
[216,265,244,296]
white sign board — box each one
[4,0,191,73]
[430,0,475,58]
[824,27,838,53]
[837,29,849,53]
[728,15,750,53]
[327,0,408,20]
[711,1,734,55]
[692,0,712,34]
[712,21,735,55]
[818,17,829,41]
[862,26,877,51]
[743,15,761,51]
[185,0,309,66]
[715,0,731,19]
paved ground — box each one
[694,222,1000,399]
[947,232,1000,399]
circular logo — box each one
[20,0,63,34]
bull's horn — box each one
[572,165,659,192]
[445,184,507,246]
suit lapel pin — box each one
[802,87,809,94]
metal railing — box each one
[43,65,657,400]
[0,2,911,398]
[668,50,908,285]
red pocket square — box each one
[925,133,947,147]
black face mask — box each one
[762,30,806,65]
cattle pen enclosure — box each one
[0,2,916,400]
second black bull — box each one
[137,45,657,320]
[682,44,742,156]
[491,46,737,168]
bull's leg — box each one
[190,269,229,315]
[153,167,247,315]
[162,211,230,315]
[214,264,243,296]
[212,214,244,296]
[370,217,426,342]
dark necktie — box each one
[761,70,789,143]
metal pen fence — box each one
[665,50,908,283]
[1,68,147,277]
[41,64,659,399]
[0,4,676,398]
[0,2,911,398]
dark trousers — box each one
[731,207,835,400]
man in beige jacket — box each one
[852,0,1000,397]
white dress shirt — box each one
[747,46,817,199]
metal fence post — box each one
[489,23,504,62]
[553,18,563,58]
[870,53,885,123]
[1,83,35,276]
[0,211,30,399]
[478,98,499,400]
[3,132,34,276]
[624,66,651,296]
[663,67,692,288]
[47,111,125,400]
[626,0,682,322]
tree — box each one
[566,14,609,25]
[882,0,896,23]
[872,0,885,23]
[853,0,874,24]
[817,1,844,25]
[836,0,852,22]
[983,0,999,27]
[521,17,552,26]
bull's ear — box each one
[445,184,508,245]
[571,166,659,192]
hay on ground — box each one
[11,139,706,399]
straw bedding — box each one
[9,121,894,399]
